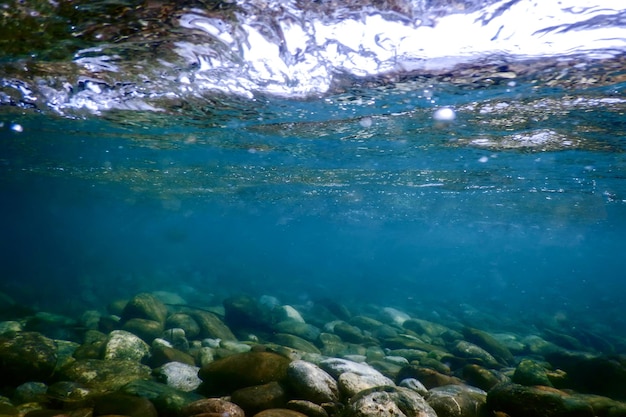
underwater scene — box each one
[1,0,626,416]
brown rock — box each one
[93,393,158,417]
[181,398,245,417]
[253,409,309,417]
[199,351,291,393]
[232,381,287,415]
[487,383,594,417]
[121,293,168,324]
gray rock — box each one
[345,386,437,417]
[274,321,321,342]
[165,313,201,339]
[13,381,47,404]
[154,361,201,392]
[103,330,150,362]
[427,384,487,417]
[398,378,428,397]
[452,341,499,368]
[381,307,411,327]
[287,360,339,404]
[319,357,393,382]
[338,372,393,398]
[274,305,306,323]
[512,359,553,387]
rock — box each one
[273,333,321,354]
[319,333,346,357]
[192,311,237,341]
[150,342,195,367]
[426,384,487,417]
[462,364,508,391]
[0,332,57,385]
[512,359,553,387]
[320,357,392,382]
[368,360,403,381]
[338,372,395,398]
[13,382,47,405]
[273,321,321,342]
[224,295,273,334]
[486,382,594,417]
[166,313,201,339]
[121,293,168,324]
[181,398,245,417]
[198,351,291,393]
[93,392,158,417]
[122,318,164,342]
[462,327,514,365]
[398,378,428,397]
[232,381,287,415]
[545,351,626,400]
[381,307,411,327]
[345,386,437,417]
[403,319,450,338]
[46,381,91,409]
[161,328,190,351]
[286,400,329,417]
[103,330,150,362]
[397,366,463,389]
[274,305,306,323]
[0,321,22,334]
[59,359,151,392]
[387,349,428,362]
[120,379,204,417]
[333,322,370,344]
[452,341,500,368]
[286,360,339,404]
[153,362,201,392]
[253,409,309,417]
[523,335,564,356]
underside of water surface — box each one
[0,0,625,335]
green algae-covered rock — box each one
[273,333,321,354]
[120,379,204,417]
[59,359,151,392]
[427,384,487,417]
[199,351,291,393]
[487,382,594,417]
[0,332,57,385]
[93,392,158,417]
[121,293,168,324]
[103,330,150,362]
[513,359,553,387]
[192,310,237,341]
[463,327,515,365]
[232,381,287,415]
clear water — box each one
[1,0,626,340]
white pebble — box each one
[478,156,489,163]
[433,107,456,122]
[10,123,23,133]
[359,117,373,128]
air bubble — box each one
[433,107,456,122]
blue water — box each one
[2,76,626,337]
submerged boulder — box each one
[345,386,437,417]
[199,351,291,393]
[0,332,58,385]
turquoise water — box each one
[1,0,626,345]
[2,76,626,338]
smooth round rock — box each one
[59,359,151,392]
[121,293,168,324]
[345,386,437,417]
[181,398,245,417]
[199,351,291,393]
[166,314,201,339]
[231,381,287,415]
[103,330,150,362]
[427,384,487,417]
[93,392,158,417]
[253,409,309,417]
[287,360,339,404]
[154,362,201,392]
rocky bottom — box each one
[0,290,625,417]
